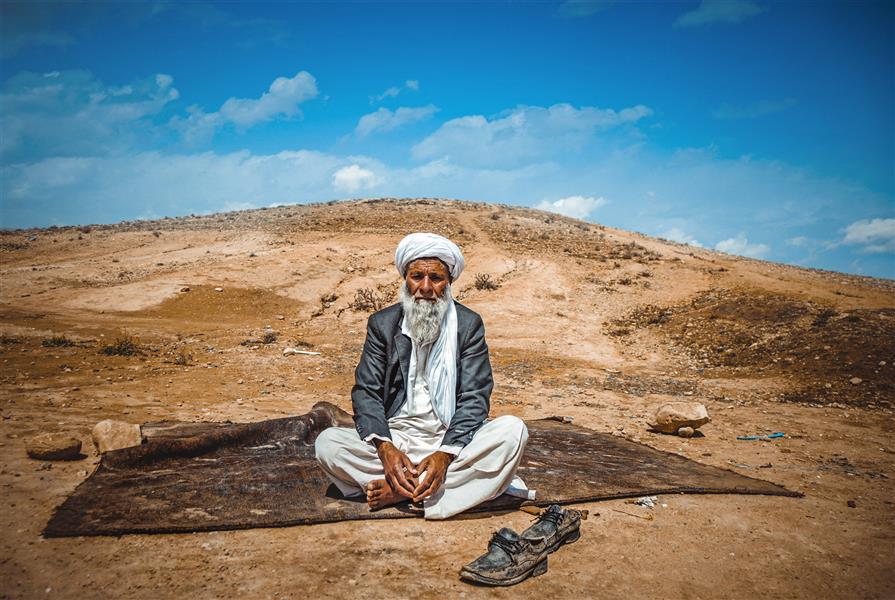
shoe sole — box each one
[459,558,548,586]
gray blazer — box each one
[351,301,493,449]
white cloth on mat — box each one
[315,415,531,520]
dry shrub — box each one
[100,335,142,356]
[474,273,500,291]
[42,335,74,347]
[351,288,386,312]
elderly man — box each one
[315,232,531,520]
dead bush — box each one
[351,288,386,312]
[42,335,74,347]
[100,335,142,356]
[474,273,500,291]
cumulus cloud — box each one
[171,71,317,142]
[370,80,420,103]
[412,103,652,168]
[675,0,764,28]
[535,195,606,219]
[355,105,439,137]
[1,69,179,162]
[714,233,770,258]
[713,98,796,120]
[332,164,378,193]
[662,227,704,247]
[842,218,895,254]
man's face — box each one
[405,258,450,302]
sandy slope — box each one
[1,198,893,599]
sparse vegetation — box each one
[42,335,75,348]
[261,331,278,344]
[473,273,500,291]
[100,335,142,356]
[351,288,386,312]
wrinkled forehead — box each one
[405,257,450,277]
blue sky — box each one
[1,1,893,278]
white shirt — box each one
[365,320,462,456]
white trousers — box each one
[314,415,529,520]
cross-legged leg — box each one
[423,415,529,520]
[314,427,383,498]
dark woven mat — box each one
[44,405,800,537]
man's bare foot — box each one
[366,479,406,510]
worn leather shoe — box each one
[521,504,582,553]
[459,527,548,586]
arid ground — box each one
[1,198,893,599]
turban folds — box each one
[394,232,465,282]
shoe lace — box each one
[532,508,563,527]
[489,531,522,558]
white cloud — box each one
[675,0,764,28]
[355,105,439,137]
[713,98,796,120]
[714,233,770,258]
[662,227,704,247]
[535,195,606,219]
[332,164,378,193]
[785,236,808,247]
[171,71,317,141]
[1,69,179,161]
[370,80,420,103]
[842,218,895,254]
[412,103,652,168]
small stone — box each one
[214,287,224,292]
[824,383,832,389]
[180,286,191,292]
[850,377,862,385]
[879,361,887,366]
[648,402,710,434]
[237,379,244,385]
[677,426,695,438]
[275,315,285,320]
[25,433,82,460]
[847,500,857,508]
[91,420,143,453]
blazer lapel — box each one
[393,332,411,397]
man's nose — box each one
[418,277,434,295]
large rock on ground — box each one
[92,420,143,453]
[25,433,83,460]
[648,402,710,434]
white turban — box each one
[394,232,465,282]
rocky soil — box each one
[1,198,893,599]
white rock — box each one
[91,420,142,453]
[850,377,862,385]
[214,287,224,292]
[283,347,321,356]
[677,426,695,438]
[648,402,710,434]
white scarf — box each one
[402,300,458,427]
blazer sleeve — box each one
[442,312,492,448]
[351,313,392,442]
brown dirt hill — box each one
[1,198,893,599]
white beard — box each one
[399,282,452,345]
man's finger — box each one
[400,455,418,476]
[390,467,416,497]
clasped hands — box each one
[374,440,453,503]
